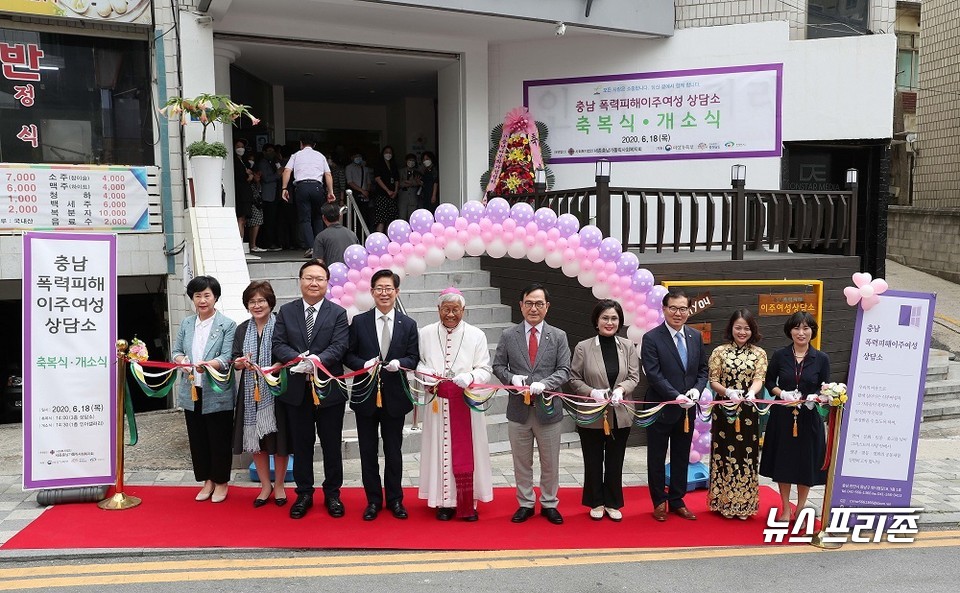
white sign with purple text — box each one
[23,232,116,490]
[831,290,935,509]
[524,64,782,163]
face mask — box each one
[383,153,393,161]
[422,159,432,167]
[235,147,245,156]
[353,157,362,165]
[406,159,416,168]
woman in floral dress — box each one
[707,308,767,519]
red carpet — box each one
[3,486,785,550]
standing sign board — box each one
[831,290,936,510]
[23,232,117,489]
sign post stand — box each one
[98,341,140,510]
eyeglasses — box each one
[665,306,690,314]
[301,276,328,284]
[439,306,463,315]
[248,299,269,307]
[373,286,396,294]
[522,301,548,309]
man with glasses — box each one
[272,259,349,520]
[493,283,571,525]
[345,269,420,521]
[640,289,708,522]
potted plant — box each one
[159,93,260,206]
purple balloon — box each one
[631,268,655,294]
[484,197,511,223]
[328,262,348,286]
[364,232,390,256]
[461,200,486,224]
[616,252,640,277]
[555,213,581,238]
[534,207,557,230]
[510,202,535,226]
[598,237,623,262]
[434,203,460,226]
[646,285,668,309]
[409,209,435,234]
[578,225,603,249]
[387,219,411,244]
[343,244,369,271]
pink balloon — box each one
[605,261,618,275]
[502,231,515,243]
[689,450,701,464]
[479,218,492,231]
[567,234,580,249]
[360,267,373,281]
[596,271,608,285]
[645,308,661,324]
[366,254,380,268]
[430,222,443,236]
[379,254,394,268]
[852,272,872,288]
[400,242,414,256]
[556,237,567,251]
[525,236,536,248]
[444,226,458,240]
[576,247,587,260]
[525,221,539,235]
[414,243,427,257]
[610,283,622,298]
[457,230,469,243]
[636,304,649,319]
[587,248,600,262]
[862,294,881,311]
[859,284,874,298]
[592,258,606,272]
[455,217,468,231]
[409,231,422,246]
[545,240,556,252]
[502,218,517,232]
[563,248,577,263]
[481,231,494,243]
[843,286,861,306]
[330,285,344,298]
[422,232,435,247]
[492,223,503,235]
[347,269,361,283]
[340,294,354,308]
[387,242,401,256]
[620,274,633,289]
[435,235,447,249]
[547,228,561,241]
[468,222,482,235]
[343,281,356,294]
[535,230,548,244]
[393,254,406,267]
[872,278,889,294]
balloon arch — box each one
[326,197,667,344]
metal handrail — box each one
[343,189,406,315]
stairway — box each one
[246,256,581,460]
[922,348,960,421]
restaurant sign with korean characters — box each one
[0,1,152,24]
[524,64,782,163]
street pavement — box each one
[1,259,959,556]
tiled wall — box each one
[888,206,960,282]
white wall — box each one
[490,21,896,191]
[284,101,388,134]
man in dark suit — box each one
[272,259,349,520]
[640,288,708,522]
[344,269,420,521]
[492,283,571,525]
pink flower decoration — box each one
[843,272,889,311]
[504,106,536,135]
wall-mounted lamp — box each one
[846,168,858,186]
[730,164,746,187]
[534,168,546,192]
[595,158,610,182]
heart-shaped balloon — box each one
[844,272,889,311]
[871,278,889,295]
[852,272,872,288]
[861,294,881,311]
[843,286,861,306]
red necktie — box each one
[528,327,538,366]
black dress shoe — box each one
[275,495,287,507]
[436,507,456,521]
[462,510,479,522]
[511,507,535,523]
[541,507,564,525]
[253,496,269,509]
[389,501,408,520]
[289,493,313,519]
[325,497,345,518]
[363,503,380,521]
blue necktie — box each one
[675,331,688,370]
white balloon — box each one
[544,251,564,269]
[578,270,597,288]
[527,245,546,263]
[425,246,445,267]
[591,283,611,299]
[507,240,527,259]
[465,236,485,257]
[487,239,507,258]
[626,325,645,344]
[405,255,427,276]
[390,265,407,281]
[355,292,375,311]
[623,310,636,327]
[561,260,581,278]
[444,241,465,260]
[345,305,361,322]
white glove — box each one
[178,356,191,375]
[725,388,743,403]
[611,388,624,404]
[818,393,832,405]
[417,367,439,386]
[779,389,799,402]
[364,357,380,374]
[589,388,608,401]
[805,393,819,410]
[676,393,696,409]
[685,388,701,401]
[453,372,474,389]
[289,352,314,374]
[384,359,401,373]
[511,374,528,387]
[746,390,757,401]
[529,381,546,395]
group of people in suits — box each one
[173,269,829,525]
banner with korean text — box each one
[831,290,936,511]
[0,1,152,24]
[524,64,782,163]
[23,232,117,489]
[1,164,151,231]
